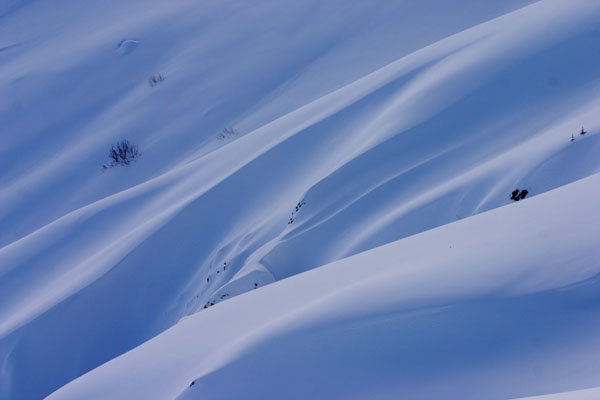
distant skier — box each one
[580,126,587,135]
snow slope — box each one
[50,172,600,400]
[2,0,600,398]
[516,387,600,400]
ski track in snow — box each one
[2,0,600,398]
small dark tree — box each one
[105,139,140,168]
[580,126,587,135]
[519,189,528,200]
[510,189,529,202]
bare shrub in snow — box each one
[104,140,141,168]
[510,189,529,201]
[216,127,238,141]
[148,73,165,87]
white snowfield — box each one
[2,0,600,398]
[49,173,600,400]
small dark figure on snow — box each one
[580,127,587,135]
[510,189,520,201]
[190,380,195,387]
[571,134,575,142]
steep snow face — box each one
[49,172,600,400]
[2,0,600,398]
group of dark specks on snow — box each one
[510,126,589,202]
[200,199,308,311]
[288,200,306,225]
[201,261,260,310]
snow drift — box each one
[2,0,600,398]
[50,171,600,400]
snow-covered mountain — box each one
[1,0,600,398]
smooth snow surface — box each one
[2,0,600,398]
[51,174,600,400]
[515,387,600,400]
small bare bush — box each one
[104,139,141,169]
[216,127,238,141]
[148,73,165,87]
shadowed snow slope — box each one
[2,0,600,398]
[50,173,600,400]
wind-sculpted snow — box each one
[2,0,600,398]
[50,173,600,400]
